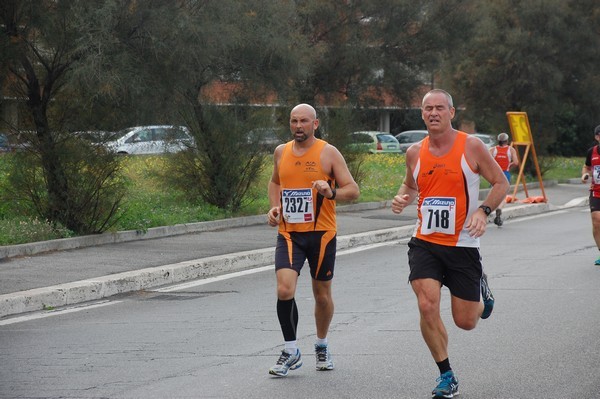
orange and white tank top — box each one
[278,139,336,232]
[491,146,511,171]
[413,131,480,247]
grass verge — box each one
[0,153,584,246]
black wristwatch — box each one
[478,205,492,216]
[328,188,337,200]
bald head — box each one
[289,103,319,143]
[291,103,317,119]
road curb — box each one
[0,224,411,319]
[0,201,562,319]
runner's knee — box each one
[453,314,478,331]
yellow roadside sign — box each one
[505,111,547,202]
[506,112,532,144]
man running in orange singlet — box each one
[490,132,519,226]
[266,103,359,377]
[391,89,509,398]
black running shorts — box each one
[275,231,336,281]
[589,194,600,212]
[407,237,482,302]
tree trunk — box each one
[27,79,80,232]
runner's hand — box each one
[582,173,590,183]
[392,194,410,214]
[312,180,334,199]
[466,211,487,238]
[267,207,280,227]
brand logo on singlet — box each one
[423,197,455,207]
[304,161,317,173]
[284,189,312,197]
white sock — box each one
[315,337,328,347]
[284,340,298,354]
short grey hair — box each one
[422,89,454,108]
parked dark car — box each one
[0,133,10,152]
[0,132,29,153]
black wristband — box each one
[329,188,337,200]
[478,205,492,216]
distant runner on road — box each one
[581,124,600,266]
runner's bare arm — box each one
[392,144,419,214]
[509,146,519,169]
[267,144,284,226]
[582,163,591,182]
[318,144,359,202]
[465,136,509,236]
[469,137,509,211]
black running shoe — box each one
[493,209,503,226]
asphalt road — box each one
[0,182,589,319]
[0,206,598,398]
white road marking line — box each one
[158,240,408,292]
[155,266,274,292]
[338,240,406,255]
[0,300,120,326]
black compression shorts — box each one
[275,231,336,281]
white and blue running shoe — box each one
[269,349,302,376]
[315,344,334,371]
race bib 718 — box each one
[420,197,456,235]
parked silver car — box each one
[472,133,496,149]
[394,130,428,153]
[246,127,286,152]
[73,130,117,144]
[395,130,496,152]
[107,125,193,155]
[349,131,401,154]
